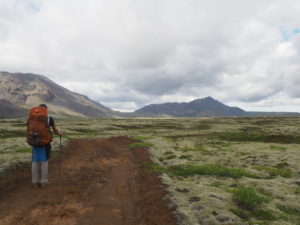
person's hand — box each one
[58,130,63,137]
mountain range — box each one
[0,71,299,119]
[0,71,114,118]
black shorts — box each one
[45,144,51,160]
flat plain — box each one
[0,117,300,225]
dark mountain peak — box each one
[203,96,215,101]
[190,96,220,104]
[135,97,247,117]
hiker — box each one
[26,104,62,188]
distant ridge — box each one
[0,71,115,118]
[134,97,300,117]
[134,96,247,117]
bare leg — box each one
[32,162,40,184]
[41,160,49,184]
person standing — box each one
[26,104,62,188]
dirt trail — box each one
[0,137,177,225]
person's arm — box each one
[52,125,62,136]
[49,117,62,136]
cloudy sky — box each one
[1,0,300,112]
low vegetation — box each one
[168,164,257,178]
[1,116,300,225]
[233,186,270,210]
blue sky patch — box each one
[26,3,41,13]
[280,28,300,41]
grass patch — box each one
[143,162,166,173]
[215,131,300,144]
[15,147,32,153]
[158,157,165,162]
[269,145,287,150]
[114,123,182,130]
[192,123,211,130]
[229,208,276,221]
[181,146,213,155]
[277,205,300,216]
[294,187,300,194]
[239,126,263,132]
[208,181,225,188]
[0,129,25,138]
[252,119,278,125]
[252,209,277,220]
[165,154,177,160]
[254,165,292,178]
[132,136,150,141]
[181,146,206,152]
[208,141,232,148]
[128,142,153,149]
[179,154,192,160]
[168,164,257,178]
[233,186,270,210]
[68,128,104,136]
[164,151,174,155]
[229,208,249,220]
[216,131,265,142]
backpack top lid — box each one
[29,106,48,117]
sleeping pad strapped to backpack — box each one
[26,106,53,146]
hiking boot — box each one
[40,182,49,188]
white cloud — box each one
[1,0,300,112]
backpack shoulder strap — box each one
[47,115,51,128]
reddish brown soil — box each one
[0,137,177,225]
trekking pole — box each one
[58,135,62,184]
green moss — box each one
[181,146,214,155]
[277,205,300,216]
[143,162,166,173]
[216,131,265,142]
[252,209,276,220]
[168,164,257,178]
[208,181,225,188]
[158,157,165,162]
[132,136,150,141]
[0,129,25,138]
[15,147,32,153]
[208,141,232,148]
[229,208,249,220]
[254,165,292,178]
[192,123,211,130]
[179,154,192,160]
[269,145,287,150]
[294,187,300,194]
[128,142,153,149]
[164,151,174,155]
[215,131,300,144]
[229,208,276,221]
[233,186,269,210]
[165,154,177,160]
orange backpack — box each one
[26,106,53,146]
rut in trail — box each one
[0,137,177,225]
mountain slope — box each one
[134,97,248,117]
[0,71,114,118]
[0,99,27,119]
